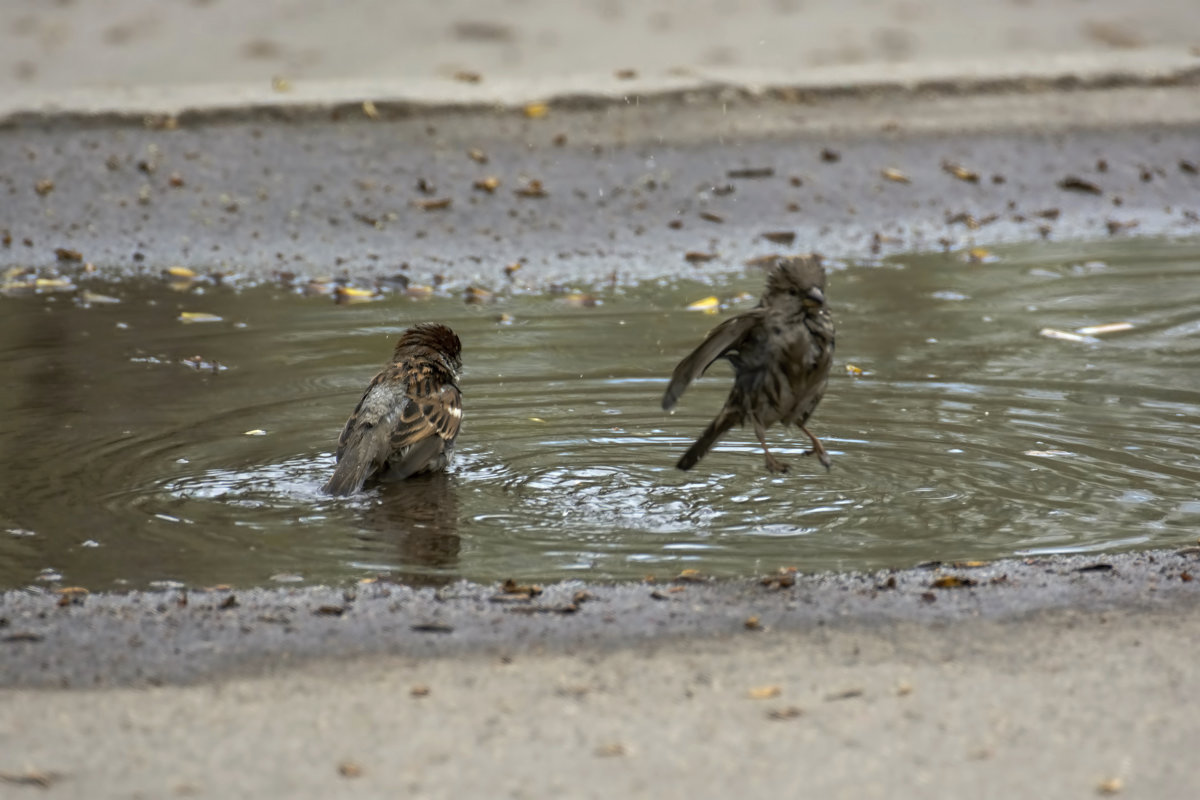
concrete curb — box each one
[3,48,1198,129]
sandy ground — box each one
[2,604,1199,798]
[3,2,1200,798]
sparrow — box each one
[662,254,835,473]
[323,322,463,496]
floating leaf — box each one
[244,429,267,436]
[165,266,196,279]
[748,685,782,700]
[564,292,599,308]
[881,167,910,183]
[361,100,380,119]
[844,364,865,376]
[686,296,720,312]
[80,290,120,304]
[335,286,380,304]
[178,312,223,323]
[523,102,549,119]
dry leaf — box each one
[165,266,196,279]
[942,161,979,183]
[881,167,910,183]
[686,296,720,312]
[761,231,796,245]
[361,100,380,119]
[844,364,865,376]
[748,685,782,700]
[929,575,978,589]
[523,102,549,119]
[413,197,452,211]
[514,179,547,198]
[1058,175,1102,194]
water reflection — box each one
[354,473,461,587]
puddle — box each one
[2,238,1199,589]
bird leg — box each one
[801,425,832,470]
[753,420,789,473]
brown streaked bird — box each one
[662,254,835,473]
[323,322,463,496]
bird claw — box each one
[803,448,833,471]
[765,457,790,474]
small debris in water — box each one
[684,251,717,264]
[1076,322,1133,336]
[244,430,267,436]
[844,364,866,376]
[881,167,910,183]
[1038,328,1098,344]
[686,296,720,312]
[748,685,782,700]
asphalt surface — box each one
[4,85,1200,292]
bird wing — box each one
[378,380,462,482]
[323,380,405,496]
[662,311,762,410]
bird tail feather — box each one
[677,408,739,471]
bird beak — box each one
[804,287,825,306]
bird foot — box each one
[802,448,833,471]
[765,455,790,474]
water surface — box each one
[2,238,1198,588]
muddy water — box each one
[2,239,1198,589]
